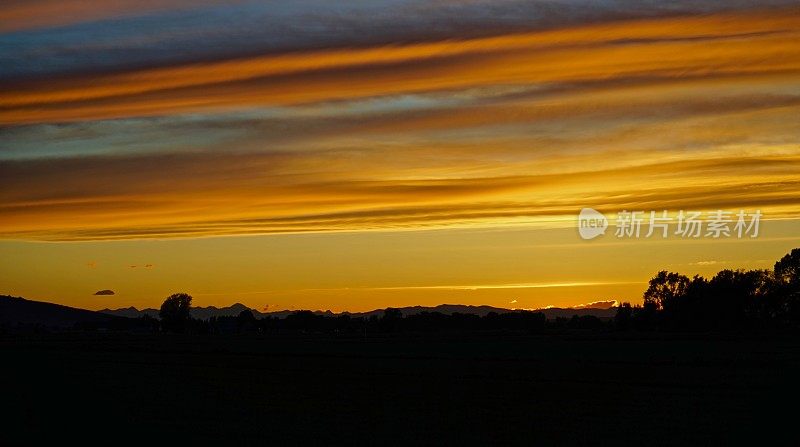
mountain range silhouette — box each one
[1,294,616,329]
[99,302,617,320]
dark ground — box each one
[2,332,799,446]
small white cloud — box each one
[572,300,617,309]
[689,260,726,266]
[510,299,518,304]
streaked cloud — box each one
[3,10,800,125]
[2,144,799,240]
[0,0,217,33]
[4,1,795,77]
[1,2,799,243]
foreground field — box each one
[3,332,799,445]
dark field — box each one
[3,332,799,446]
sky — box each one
[1,0,799,312]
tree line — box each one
[615,248,800,331]
[154,248,800,335]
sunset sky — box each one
[1,0,799,312]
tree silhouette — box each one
[775,248,800,286]
[774,248,800,323]
[614,302,633,330]
[159,293,192,333]
[643,271,690,311]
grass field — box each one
[3,332,799,445]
